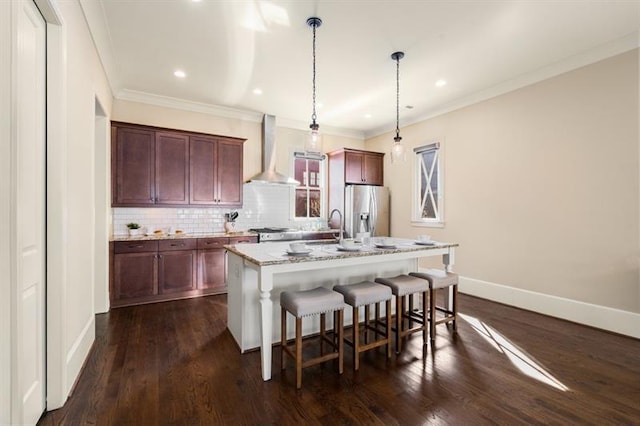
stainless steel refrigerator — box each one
[344,185,390,238]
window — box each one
[292,153,324,219]
[414,142,443,225]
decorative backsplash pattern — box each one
[112,183,326,236]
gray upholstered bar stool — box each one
[409,269,459,346]
[280,287,345,389]
[374,275,428,354]
[333,281,393,371]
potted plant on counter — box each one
[127,222,142,236]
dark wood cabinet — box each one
[190,136,243,206]
[155,132,189,205]
[112,241,159,302]
[110,236,257,307]
[215,139,243,207]
[196,237,228,291]
[328,148,385,228]
[112,126,156,205]
[342,149,384,185]
[113,252,157,300]
[158,250,196,294]
[198,249,226,291]
[112,122,245,208]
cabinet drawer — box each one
[197,237,229,249]
[114,240,159,254]
[229,236,258,244]
[158,238,197,252]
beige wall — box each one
[367,49,639,314]
[46,0,114,408]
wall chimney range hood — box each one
[248,114,300,185]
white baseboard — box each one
[457,276,640,339]
[65,315,95,395]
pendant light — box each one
[391,51,406,163]
[305,16,322,153]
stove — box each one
[248,227,303,242]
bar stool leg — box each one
[296,317,303,389]
[453,284,458,331]
[422,287,428,346]
[429,287,436,346]
[281,307,287,371]
[408,295,414,328]
[395,295,403,354]
[353,306,360,371]
[386,299,392,359]
[364,305,370,344]
[338,310,344,374]
[320,313,325,356]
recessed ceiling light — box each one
[191,0,202,2]
[435,79,447,87]
[364,114,372,119]
[174,70,186,78]
[317,102,323,109]
[253,88,263,95]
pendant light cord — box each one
[395,55,401,141]
[311,21,317,125]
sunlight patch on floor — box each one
[459,313,569,391]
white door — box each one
[17,0,47,423]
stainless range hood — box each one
[248,114,299,185]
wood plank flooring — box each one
[39,294,640,425]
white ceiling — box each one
[83,1,640,138]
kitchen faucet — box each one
[328,208,343,242]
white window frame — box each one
[290,151,327,222]
[412,140,444,228]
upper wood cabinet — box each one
[112,126,156,205]
[155,131,189,205]
[189,136,243,206]
[329,148,385,186]
[112,122,245,207]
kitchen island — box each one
[225,238,458,381]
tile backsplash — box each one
[112,183,326,236]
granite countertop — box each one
[111,231,258,242]
[225,238,459,267]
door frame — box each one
[0,0,66,422]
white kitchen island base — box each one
[225,240,457,381]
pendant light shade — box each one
[391,51,406,163]
[305,17,323,153]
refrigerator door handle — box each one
[370,190,377,236]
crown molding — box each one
[364,31,640,140]
[116,89,264,123]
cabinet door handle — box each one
[128,244,144,248]
[170,243,185,247]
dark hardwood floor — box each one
[39,293,640,425]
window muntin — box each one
[415,142,442,223]
[293,156,323,218]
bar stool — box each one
[409,269,459,346]
[280,287,345,389]
[333,281,392,371]
[374,275,428,353]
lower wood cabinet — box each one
[196,237,228,292]
[159,250,197,294]
[114,251,157,300]
[110,235,257,308]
